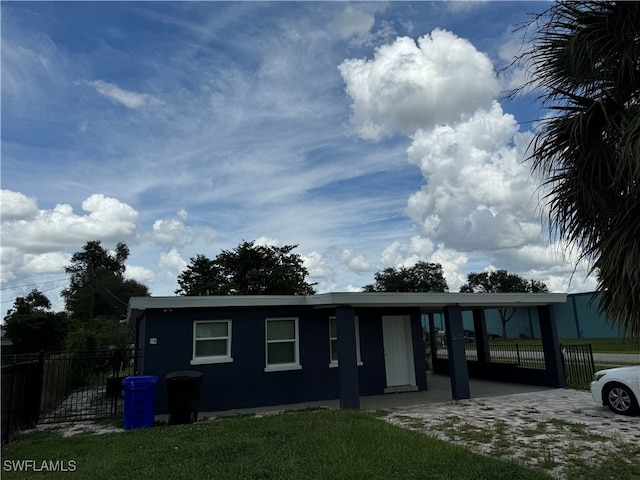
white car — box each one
[591,365,640,415]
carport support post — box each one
[538,305,566,388]
[428,313,438,371]
[411,310,428,391]
[443,305,470,400]
[472,309,491,363]
[336,305,360,409]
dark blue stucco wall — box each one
[139,305,425,414]
[134,316,145,375]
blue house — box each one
[126,292,567,414]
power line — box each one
[0,277,69,291]
[92,273,129,307]
[1,281,69,305]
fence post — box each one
[516,343,521,366]
[35,350,45,423]
[3,366,16,444]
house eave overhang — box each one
[126,292,567,324]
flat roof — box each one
[127,292,567,322]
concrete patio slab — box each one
[189,373,554,419]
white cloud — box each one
[380,236,436,268]
[544,274,598,294]
[158,248,188,276]
[254,237,281,247]
[378,237,468,291]
[87,80,159,109]
[345,284,363,293]
[338,29,499,140]
[340,249,373,274]
[331,6,375,40]
[147,215,217,250]
[152,218,191,247]
[493,240,599,293]
[0,247,20,286]
[303,251,334,279]
[1,190,39,221]
[1,194,138,252]
[339,27,599,295]
[124,265,156,284]
[22,251,70,275]
[303,251,336,294]
[404,103,540,251]
[430,245,468,291]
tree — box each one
[176,241,316,296]
[176,254,226,296]
[62,240,149,322]
[460,270,549,338]
[517,2,640,341]
[61,241,148,348]
[3,290,69,353]
[363,262,449,292]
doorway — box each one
[382,315,417,392]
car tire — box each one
[604,383,639,415]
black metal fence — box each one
[1,353,43,445]
[434,342,595,386]
[436,343,546,369]
[561,344,595,389]
[1,348,142,443]
[40,348,142,424]
[490,343,546,369]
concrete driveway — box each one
[382,375,640,480]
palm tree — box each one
[518,1,640,341]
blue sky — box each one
[1,1,597,316]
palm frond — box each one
[519,1,640,341]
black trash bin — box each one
[165,370,203,425]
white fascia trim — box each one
[307,292,568,308]
[127,292,568,323]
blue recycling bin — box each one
[122,375,158,430]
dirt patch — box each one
[35,421,124,438]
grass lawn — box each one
[2,409,553,480]
[558,338,639,353]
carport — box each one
[309,292,567,406]
[421,294,568,400]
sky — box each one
[1,1,599,317]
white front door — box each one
[382,315,416,388]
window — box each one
[265,317,301,372]
[329,317,362,367]
[191,320,232,365]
